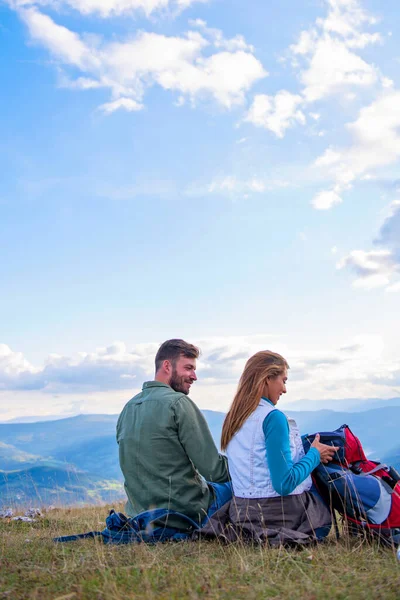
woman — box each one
[202,351,338,546]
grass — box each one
[0,503,399,600]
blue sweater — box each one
[261,398,320,496]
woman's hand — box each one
[311,434,340,464]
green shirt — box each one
[116,381,229,527]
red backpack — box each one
[303,424,400,546]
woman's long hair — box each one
[220,350,289,451]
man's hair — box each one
[155,339,200,372]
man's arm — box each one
[173,396,229,483]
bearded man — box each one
[116,339,231,528]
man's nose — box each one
[192,372,197,381]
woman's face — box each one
[263,369,288,405]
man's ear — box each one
[163,359,172,374]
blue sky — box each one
[1,0,400,420]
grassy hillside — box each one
[0,465,124,507]
[0,441,45,471]
[0,503,398,600]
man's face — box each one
[169,355,197,395]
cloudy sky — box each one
[1,0,400,420]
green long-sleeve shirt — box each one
[116,381,229,526]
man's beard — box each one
[170,368,191,394]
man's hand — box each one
[311,434,340,464]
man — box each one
[116,339,231,528]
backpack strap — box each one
[356,463,388,477]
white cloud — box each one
[61,76,104,90]
[0,344,39,390]
[290,0,380,103]
[382,76,394,89]
[245,91,305,138]
[337,200,400,290]
[188,19,255,53]
[244,0,381,139]
[16,8,266,112]
[99,98,144,113]
[207,176,266,195]
[0,342,157,392]
[0,337,276,393]
[10,0,205,18]
[201,175,291,198]
[312,189,342,210]
[337,249,399,289]
[2,334,400,419]
[312,92,400,208]
[378,199,400,247]
[20,7,98,69]
[297,37,378,103]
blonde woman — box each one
[204,351,338,545]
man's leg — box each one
[204,481,233,523]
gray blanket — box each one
[197,492,332,547]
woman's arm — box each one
[263,410,320,496]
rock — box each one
[25,508,43,518]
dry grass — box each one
[0,503,399,600]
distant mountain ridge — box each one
[2,396,399,424]
[282,397,400,413]
[0,415,78,424]
[1,406,399,507]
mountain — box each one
[0,465,124,507]
[0,441,71,472]
[282,397,400,413]
[0,442,45,471]
[54,435,122,480]
[202,410,225,446]
[0,415,79,424]
[1,407,398,462]
[1,407,399,507]
[0,415,123,507]
[382,445,400,472]
[0,414,118,457]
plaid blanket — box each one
[197,491,332,547]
